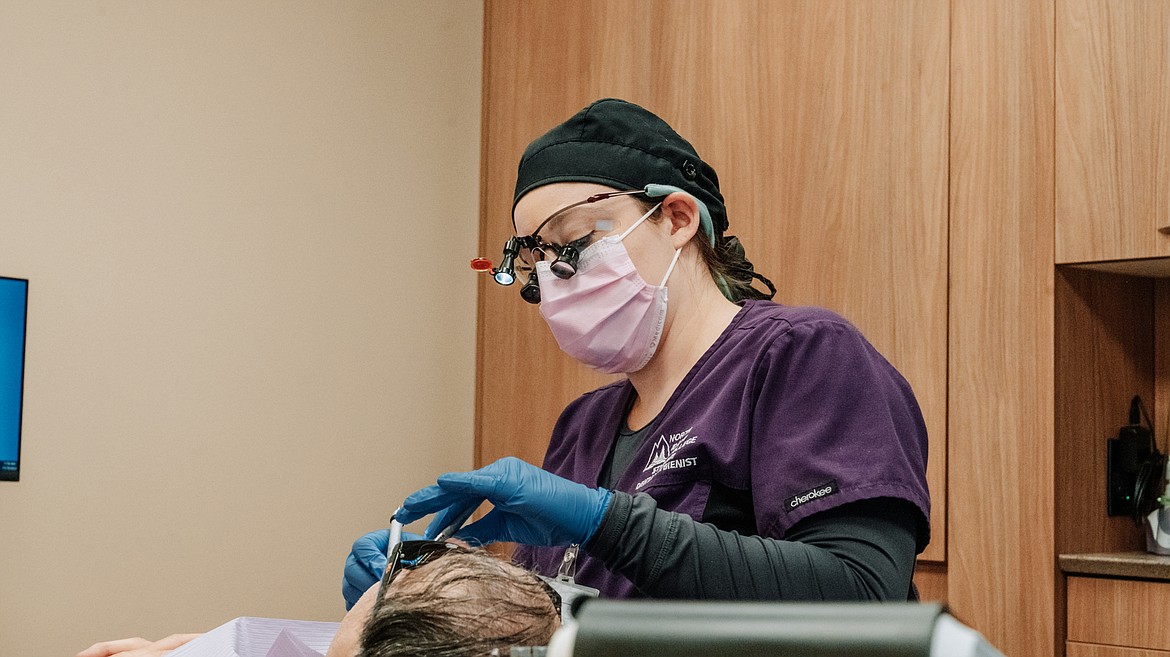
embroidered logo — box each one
[785,480,839,512]
[636,426,699,490]
[644,436,673,471]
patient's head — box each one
[328,545,560,657]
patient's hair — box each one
[358,550,560,657]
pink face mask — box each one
[535,204,681,374]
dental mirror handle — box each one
[435,504,477,541]
[387,515,404,562]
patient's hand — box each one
[76,633,201,657]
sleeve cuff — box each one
[584,490,634,559]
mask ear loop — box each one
[659,247,683,287]
[613,201,678,287]
[617,203,662,240]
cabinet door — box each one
[1057,0,1170,263]
[1067,576,1170,651]
[478,0,949,561]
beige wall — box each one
[0,2,482,654]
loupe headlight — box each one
[492,236,520,286]
[493,267,515,286]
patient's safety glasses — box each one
[381,539,468,589]
[378,539,563,619]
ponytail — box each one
[636,196,776,303]
[700,234,777,303]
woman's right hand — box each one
[76,633,200,657]
[398,457,613,548]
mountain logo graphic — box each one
[643,436,672,472]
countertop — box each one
[1059,551,1170,581]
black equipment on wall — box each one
[1106,395,1165,522]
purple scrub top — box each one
[515,300,931,599]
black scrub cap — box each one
[513,98,728,237]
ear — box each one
[658,192,702,249]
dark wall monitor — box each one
[0,276,28,481]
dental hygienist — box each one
[343,99,931,607]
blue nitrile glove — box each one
[341,528,423,610]
[396,457,613,547]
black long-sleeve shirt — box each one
[585,491,919,601]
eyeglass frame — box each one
[509,184,716,266]
[493,188,653,302]
[494,184,716,300]
[512,188,650,258]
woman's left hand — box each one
[342,528,425,610]
[76,633,201,657]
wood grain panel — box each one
[1056,0,1170,263]
[476,0,618,472]
[1055,268,1155,556]
[913,562,948,603]
[1068,643,1170,657]
[479,0,949,560]
[948,0,1056,654]
[734,5,949,563]
[1067,576,1170,650]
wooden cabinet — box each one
[1066,576,1170,653]
[478,0,949,561]
[1056,2,1170,654]
[1055,268,1170,657]
[1056,0,1170,264]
